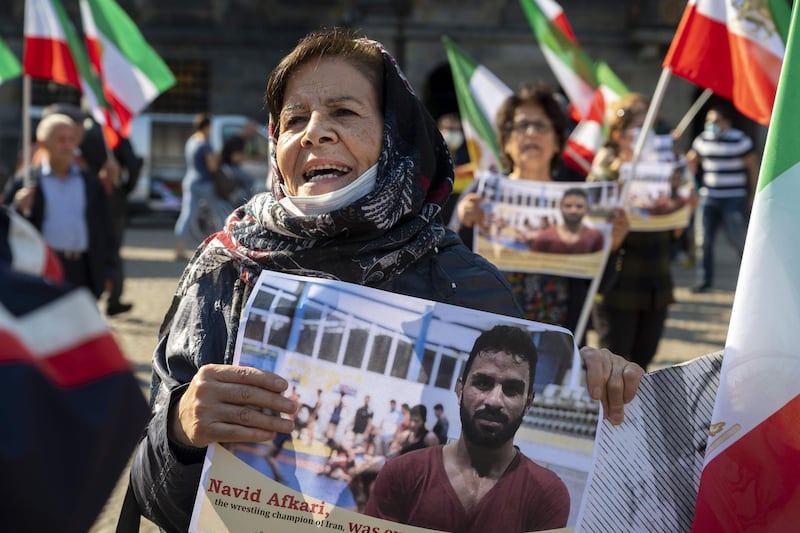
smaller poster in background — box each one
[473,172,617,278]
[619,160,693,232]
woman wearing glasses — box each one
[455,83,628,336]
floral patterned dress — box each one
[505,272,570,326]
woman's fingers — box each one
[581,346,643,425]
[170,364,298,447]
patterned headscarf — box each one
[176,38,454,294]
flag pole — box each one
[22,75,31,182]
[620,67,673,205]
[672,88,713,139]
[571,232,613,385]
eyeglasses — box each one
[509,120,553,134]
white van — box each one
[126,113,271,215]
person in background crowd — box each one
[588,93,674,371]
[126,29,642,532]
[432,403,449,445]
[437,112,472,224]
[350,395,374,445]
[38,103,141,315]
[105,136,143,316]
[378,399,404,454]
[395,404,439,455]
[686,104,757,293]
[456,83,628,337]
[3,113,116,300]
[219,134,256,202]
[173,112,219,260]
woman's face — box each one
[503,103,559,175]
[613,107,646,157]
[276,57,383,197]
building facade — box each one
[0,0,737,174]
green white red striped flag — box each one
[519,0,598,119]
[690,4,800,531]
[663,0,789,126]
[442,36,512,173]
[79,0,175,138]
[534,0,577,42]
[23,0,116,145]
[0,35,22,84]
[518,0,629,174]
[565,61,629,174]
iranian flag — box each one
[663,0,789,126]
[531,0,577,42]
[690,4,800,531]
[565,61,629,175]
[519,0,597,119]
[79,0,175,139]
[442,36,512,173]
[23,0,115,144]
[0,35,22,84]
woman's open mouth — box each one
[303,164,352,183]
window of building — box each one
[148,60,209,113]
[418,348,436,385]
[343,324,369,369]
[390,338,414,379]
[243,313,266,343]
[435,354,457,390]
[367,333,392,374]
[318,311,346,363]
[31,80,81,108]
[266,315,291,348]
[296,304,322,357]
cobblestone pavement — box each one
[89,217,740,532]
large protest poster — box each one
[472,172,616,278]
[190,271,601,532]
[619,160,694,232]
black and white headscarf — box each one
[177,38,454,293]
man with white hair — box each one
[2,113,115,299]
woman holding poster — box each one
[456,83,628,335]
[588,93,675,371]
[126,30,643,532]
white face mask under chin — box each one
[279,164,378,216]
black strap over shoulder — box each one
[115,479,141,533]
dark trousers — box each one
[108,189,128,305]
[56,251,93,297]
[591,303,669,370]
[697,195,747,286]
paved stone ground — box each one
[89,216,740,532]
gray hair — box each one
[36,113,76,142]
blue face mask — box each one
[704,122,721,138]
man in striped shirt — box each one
[687,105,758,293]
